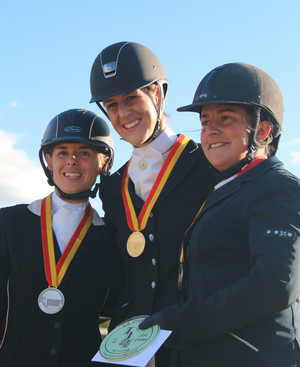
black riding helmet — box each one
[39,109,114,201]
[177,62,284,180]
[90,41,168,142]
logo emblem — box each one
[64,126,83,133]
[103,61,117,78]
[99,316,160,361]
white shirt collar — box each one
[51,191,88,214]
[131,126,178,158]
[27,192,104,226]
[214,164,249,190]
[214,175,237,190]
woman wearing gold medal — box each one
[89,42,216,366]
[0,109,119,366]
[139,63,300,366]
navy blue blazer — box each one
[151,157,300,367]
[0,202,119,367]
[99,140,216,367]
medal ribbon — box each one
[41,194,93,287]
[235,155,267,178]
[179,155,268,271]
[122,134,190,232]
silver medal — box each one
[38,287,65,314]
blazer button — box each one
[50,348,59,356]
[54,322,62,329]
[149,234,155,241]
[151,281,156,289]
[152,258,156,266]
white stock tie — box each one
[52,205,85,253]
[128,146,165,201]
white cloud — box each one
[9,100,20,108]
[0,130,51,207]
[284,138,300,147]
[290,151,300,165]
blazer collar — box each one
[26,206,62,260]
[28,195,104,226]
[202,156,283,215]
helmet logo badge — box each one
[103,61,117,78]
[64,126,83,133]
[199,93,208,99]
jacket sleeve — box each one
[154,172,300,348]
[0,209,10,341]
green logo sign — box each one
[100,316,160,362]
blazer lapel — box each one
[128,176,145,212]
[28,208,43,250]
[202,179,242,215]
[155,140,200,206]
[200,157,278,217]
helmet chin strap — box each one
[211,107,260,182]
[142,83,163,145]
[211,146,255,182]
[51,158,112,201]
[39,148,102,201]
[97,84,164,146]
[53,182,99,201]
[96,101,109,120]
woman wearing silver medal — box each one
[89,41,216,366]
[139,63,300,366]
[0,109,118,366]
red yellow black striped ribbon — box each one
[40,194,93,287]
[122,134,190,232]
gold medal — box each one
[127,232,146,257]
[122,135,190,260]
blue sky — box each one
[1,0,299,213]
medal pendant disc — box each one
[38,287,65,314]
[127,232,145,257]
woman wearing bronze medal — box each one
[89,42,216,366]
[0,109,119,366]
[139,63,300,367]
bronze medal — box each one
[127,232,145,257]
